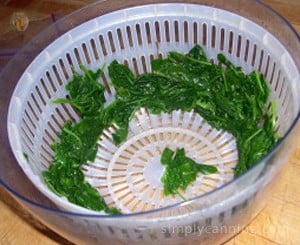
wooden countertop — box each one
[0,1,299,244]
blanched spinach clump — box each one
[161,148,217,197]
[43,67,121,214]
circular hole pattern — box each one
[83,108,237,213]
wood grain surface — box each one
[0,0,299,244]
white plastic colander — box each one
[6,2,300,245]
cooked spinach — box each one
[150,47,278,176]
[43,161,120,214]
[43,67,121,214]
[43,44,279,213]
[160,148,217,197]
[52,65,106,118]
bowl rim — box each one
[1,0,300,218]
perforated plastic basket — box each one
[6,2,300,245]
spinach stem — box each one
[221,69,228,92]
[255,70,264,94]
[270,100,277,128]
[62,127,82,146]
[80,65,93,81]
[174,189,187,202]
[245,128,263,144]
[186,56,212,66]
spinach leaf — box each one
[52,113,105,168]
[52,65,105,117]
[187,44,209,62]
[108,60,135,98]
[43,162,121,214]
[103,100,138,144]
[161,148,218,196]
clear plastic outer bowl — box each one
[0,0,299,244]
